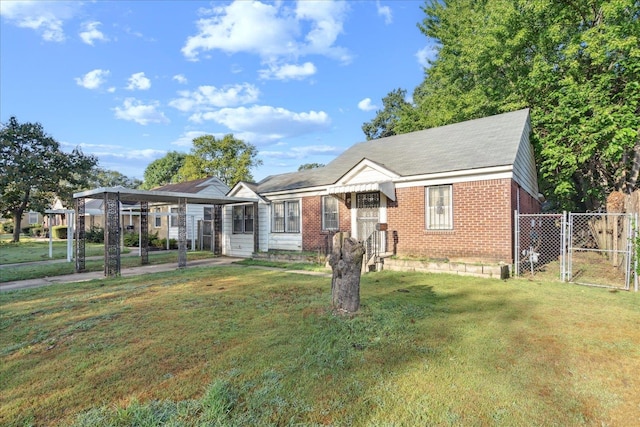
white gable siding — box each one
[222,204,254,257]
[343,166,394,185]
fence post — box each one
[561,211,567,282]
[514,210,519,276]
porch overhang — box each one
[326,181,396,201]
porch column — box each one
[75,197,86,272]
[104,192,121,277]
[140,201,149,265]
[178,197,187,268]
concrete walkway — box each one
[0,257,243,292]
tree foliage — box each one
[89,168,142,189]
[141,151,186,189]
[0,116,97,241]
[178,134,262,187]
[298,162,325,171]
[369,0,639,210]
[361,88,413,140]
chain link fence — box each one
[515,211,638,291]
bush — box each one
[21,224,43,237]
[85,226,104,243]
[123,232,140,247]
[52,226,68,239]
[1,222,13,234]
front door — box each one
[201,206,214,251]
[356,192,380,242]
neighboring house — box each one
[153,176,230,251]
[226,109,541,265]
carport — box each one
[73,187,257,277]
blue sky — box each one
[1,0,435,183]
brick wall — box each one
[387,179,520,263]
[301,196,351,252]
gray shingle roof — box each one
[256,109,530,193]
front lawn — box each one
[1,269,638,426]
[0,239,109,265]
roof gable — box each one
[154,176,230,197]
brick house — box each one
[225,109,540,265]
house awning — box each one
[326,181,396,201]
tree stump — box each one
[328,233,366,313]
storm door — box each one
[356,192,380,243]
[201,206,214,251]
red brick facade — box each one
[385,178,540,264]
[301,196,351,252]
[299,179,540,263]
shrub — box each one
[52,226,67,239]
[85,226,104,243]
[123,232,140,247]
[1,222,13,234]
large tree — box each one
[0,117,97,241]
[361,88,413,140]
[399,0,639,210]
[141,151,186,189]
[178,134,262,187]
[89,167,142,189]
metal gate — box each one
[515,211,638,291]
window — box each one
[28,212,39,224]
[426,185,453,230]
[322,196,339,231]
[154,208,162,228]
[272,200,300,233]
[233,205,254,234]
[170,207,179,228]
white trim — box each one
[395,170,513,189]
[327,181,396,201]
[334,158,400,184]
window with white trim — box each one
[28,212,39,224]
[272,200,300,233]
[426,185,453,230]
[170,207,178,228]
[322,196,339,231]
[233,204,254,234]
[154,208,162,228]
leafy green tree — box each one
[141,151,187,189]
[361,88,413,140]
[0,116,97,242]
[89,167,142,189]
[407,0,639,210]
[178,134,262,187]
[298,162,325,171]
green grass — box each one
[1,269,639,426]
[0,251,216,283]
[234,258,328,272]
[0,239,111,265]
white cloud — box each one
[261,144,342,159]
[126,72,151,91]
[0,0,78,42]
[79,21,108,45]
[259,62,317,81]
[170,131,208,147]
[62,141,164,160]
[113,98,169,125]
[173,74,188,84]
[189,105,331,143]
[376,1,392,25]
[358,98,377,112]
[75,69,110,90]
[416,43,439,68]
[182,0,350,64]
[169,83,260,112]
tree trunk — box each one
[12,211,23,242]
[328,233,366,314]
